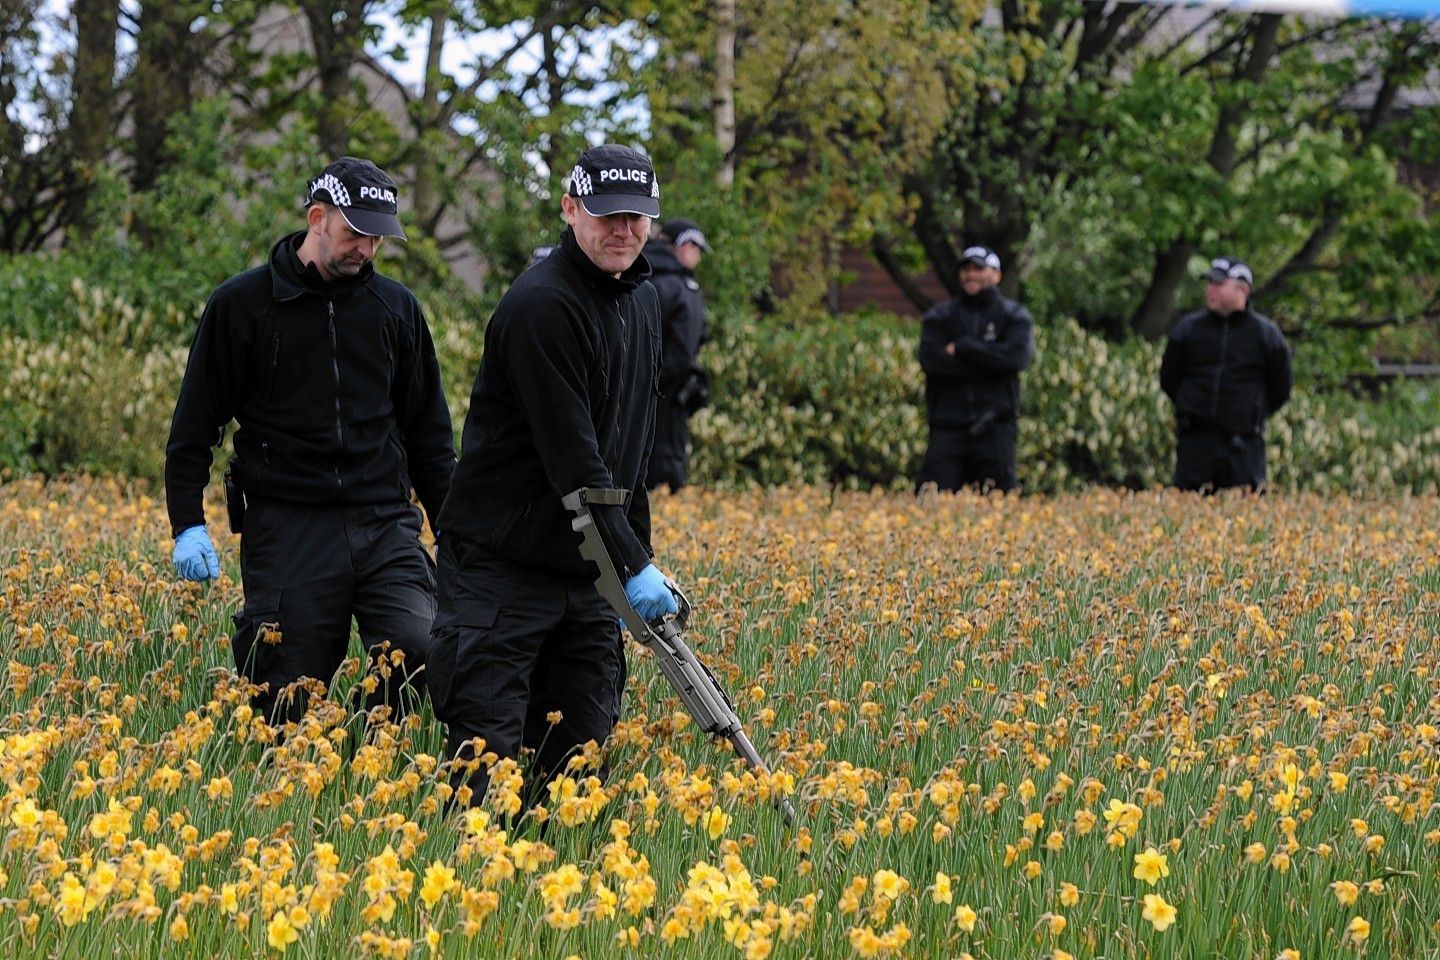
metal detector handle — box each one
[563,486,796,826]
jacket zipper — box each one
[958,301,977,417]
[328,301,343,489]
[269,333,281,399]
[1211,318,1229,420]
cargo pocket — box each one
[428,604,499,721]
[230,587,283,692]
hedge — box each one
[4,280,1438,494]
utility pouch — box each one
[223,465,245,534]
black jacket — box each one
[165,232,455,536]
[918,287,1034,429]
[437,228,662,580]
[642,238,708,398]
[1160,306,1292,436]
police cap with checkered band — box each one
[566,144,660,219]
[306,157,407,240]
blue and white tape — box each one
[1115,0,1438,18]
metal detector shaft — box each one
[563,487,796,827]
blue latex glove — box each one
[625,563,678,622]
[173,526,221,581]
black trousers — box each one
[230,499,435,726]
[1174,428,1267,492]
[647,397,691,491]
[428,536,627,807]
[916,419,1019,493]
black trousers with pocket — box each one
[1174,427,1267,492]
[427,535,627,807]
[230,499,436,727]
[916,418,1019,493]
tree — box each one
[386,0,631,277]
[1127,12,1283,338]
[294,0,383,158]
[0,0,90,251]
[869,2,1439,344]
[63,0,118,237]
[647,0,956,314]
[383,0,660,285]
[876,0,1174,306]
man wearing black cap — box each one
[1161,256,1292,492]
[917,245,1035,493]
[644,216,713,491]
[428,143,681,806]
[165,157,456,727]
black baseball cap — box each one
[306,157,407,239]
[567,144,660,218]
[1206,256,1253,286]
[959,245,1001,270]
[662,217,713,252]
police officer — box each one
[1160,256,1293,492]
[645,216,713,491]
[427,144,680,806]
[165,157,456,727]
[917,245,1035,493]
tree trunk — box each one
[64,0,118,239]
[410,6,449,235]
[131,1,201,193]
[1132,243,1196,340]
[300,1,370,159]
[872,233,939,313]
[714,0,736,189]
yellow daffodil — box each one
[1132,847,1170,886]
[267,909,299,951]
[1142,893,1177,932]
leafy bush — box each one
[688,311,1440,493]
[3,274,1439,496]
[0,281,189,478]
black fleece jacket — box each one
[165,232,455,536]
[917,286,1034,429]
[437,227,662,579]
[642,238,708,397]
[1160,306,1292,436]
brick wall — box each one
[831,247,952,317]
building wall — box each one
[831,247,951,318]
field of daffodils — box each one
[2,476,1438,958]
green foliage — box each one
[0,281,188,477]
[2,266,1439,497]
[872,7,1440,342]
[645,0,954,316]
[689,312,929,488]
[2,3,1438,493]
[685,310,1440,494]
[0,99,297,348]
